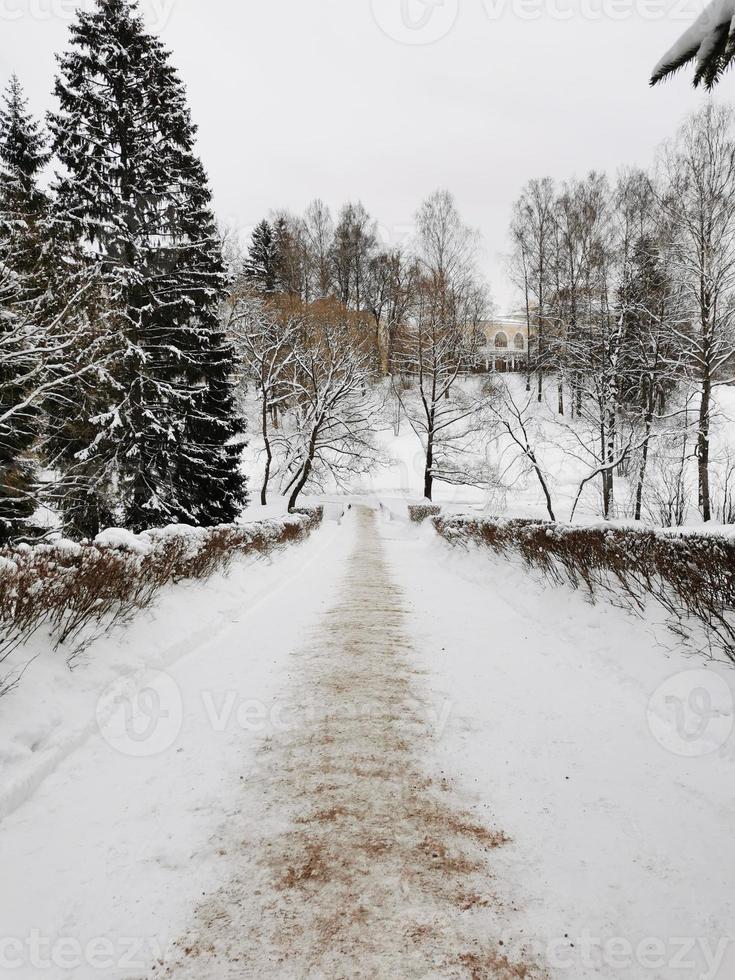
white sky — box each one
[0,0,717,310]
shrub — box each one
[0,509,323,689]
[433,516,735,663]
[409,505,442,524]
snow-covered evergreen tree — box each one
[0,76,49,541]
[244,219,281,294]
[49,0,246,533]
[0,76,48,276]
[41,261,122,540]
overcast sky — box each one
[0,0,716,311]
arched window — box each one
[514,333,525,351]
[494,332,508,350]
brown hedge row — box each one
[0,509,323,688]
[433,516,735,663]
[408,505,442,524]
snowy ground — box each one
[242,375,735,529]
[1,502,733,978]
[389,513,735,979]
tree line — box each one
[0,0,245,545]
[5,1,731,531]
[228,190,493,507]
[509,102,735,523]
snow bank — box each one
[433,514,735,663]
[382,519,735,979]
[94,527,154,554]
[0,510,325,821]
[0,514,350,979]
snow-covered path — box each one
[1,504,734,979]
[0,518,353,980]
[155,506,525,979]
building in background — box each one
[477,313,530,372]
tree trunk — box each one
[600,420,610,518]
[698,374,712,521]
[530,453,555,521]
[261,398,272,507]
[288,459,312,512]
[634,408,653,522]
[377,320,391,376]
[424,433,434,501]
[606,403,616,519]
[536,310,544,403]
[288,427,319,512]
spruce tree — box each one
[49,0,247,533]
[244,219,280,293]
[0,76,48,542]
[41,260,122,540]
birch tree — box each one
[658,103,735,522]
[394,191,490,500]
[510,177,556,400]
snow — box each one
[0,516,345,978]
[381,513,735,978]
[1,503,733,976]
[356,376,735,529]
[238,372,735,531]
[652,0,735,82]
[94,528,153,554]
[0,517,337,825]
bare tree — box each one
[392,191,490,501]
[365,247,419,376]
[415,189,480,289]
[330,202,377,312]
[548,179,594,418]
[658,103,735,521]
[614,171,684,520]
[272,211,311,300]
[510,177,556,400]
[486,384,557,520]
[509,209,533,393]
[226,293,300,506]
[394,317,480,500]
[303,199,334,300]
[278,300,383,510]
